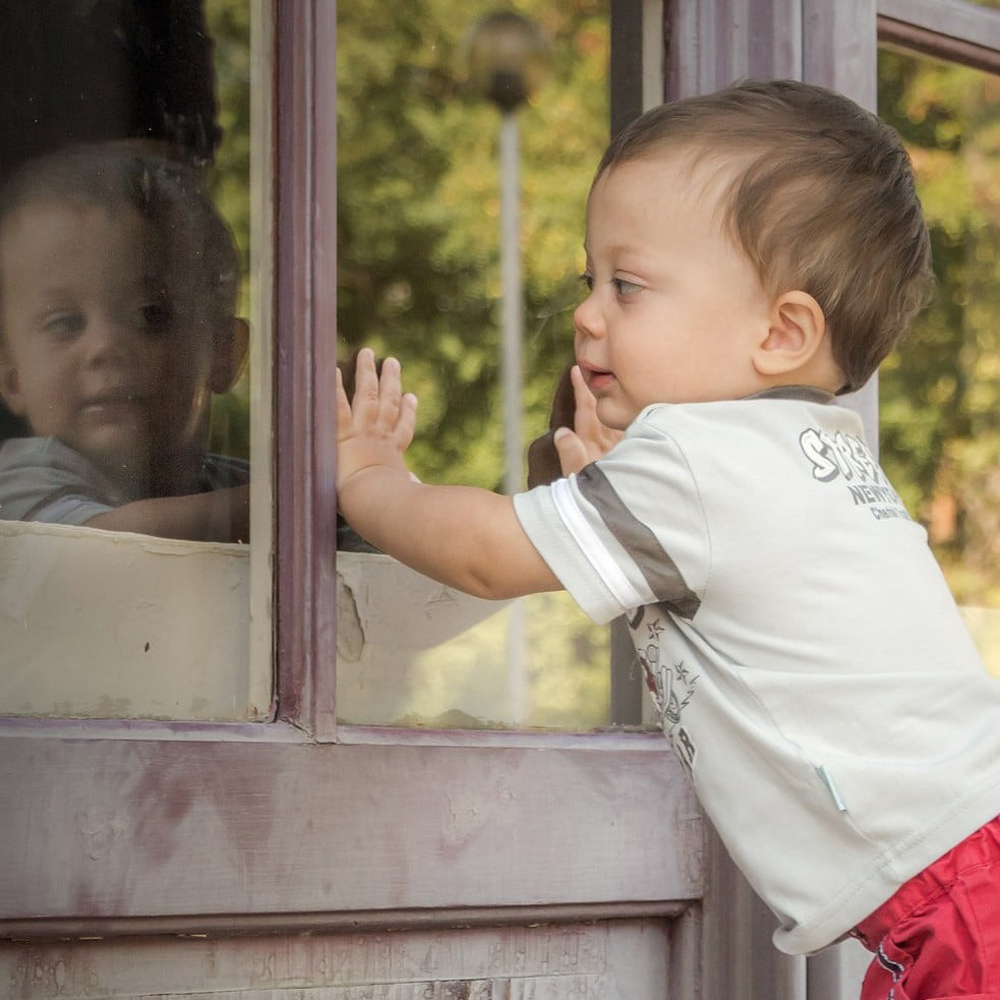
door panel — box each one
[0,920,671,999]
[0,733,700,924]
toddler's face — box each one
[573,154,774,429]
[0,198,220,493]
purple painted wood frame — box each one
[0,730,701,934]
[275,0,339,739]
[0,0,707,940]
[878,0,1000,76]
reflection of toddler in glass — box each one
[0,145,249,541]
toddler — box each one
[336,80,1000,997]
[0,144,249,542]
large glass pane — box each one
[878,47,1000,679]
[0,0,270,721]
[336,0,614,729]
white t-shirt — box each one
[0,437,249,525]
[514,387,1000,955]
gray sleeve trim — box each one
[24,487,115,525]
[575,462,701,619]
[513,486,628,625]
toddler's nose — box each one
[83,315,142,366]
[573,291,605,340]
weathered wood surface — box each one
[0,522,260,722]
[0,920,670,998]
[0,733,702,928]
[665,0,803,97]
[803,0,878,110]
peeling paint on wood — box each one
[0,921,670,999]
[335,554,507,659]
[0,521,263,722]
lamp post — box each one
[464,12,549,724]
[464,11,549,496]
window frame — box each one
[879,0,1000,75]
[0,0,697,938]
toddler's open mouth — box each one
[81,391,147,417]
[580,364,615,392]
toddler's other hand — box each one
[553,364,623,476]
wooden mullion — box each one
[275,0,338,739]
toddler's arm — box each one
[84,484,250,543]
[336,349,561,600]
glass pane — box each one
[0,0,271,721]
[878,47,1000,681]
[336,0,613,729]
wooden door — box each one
[7,2,995,998]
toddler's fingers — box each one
[395,392,418,451]
[569,362,624,458]
[570,364,602,435]
[570,364,596,412]
[553,426,591,476]
[351,347,380,420]
[376,356,404,429]
[335,367,354,441]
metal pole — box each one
[499,111,523,496]
[499,110,527,724]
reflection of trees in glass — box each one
[878,49,1000,606]
[337,0,609,489]
[205,0,251,461]
[207,0,251,291]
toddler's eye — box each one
[43,312,85,341]
[612,277,642,296]
[579,272,594,292]
[140,300,174,333]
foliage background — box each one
[337,0,609,489]
[878,44,1000,620]
[206,0,252,462]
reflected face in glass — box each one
[0,197,221,494]
[573,156,772,429]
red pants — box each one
[851,814,1000,1000]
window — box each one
[0,0,270,723]
[335,0,619,730]
[13,6,951,998]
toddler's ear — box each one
[0,354,25,417]
[753,291,828,380]
[210,318,250,394]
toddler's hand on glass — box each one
[336,348,418,497]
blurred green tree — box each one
[206,0,251,461]
[878,47,1000,608]
[337,0,609,488]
